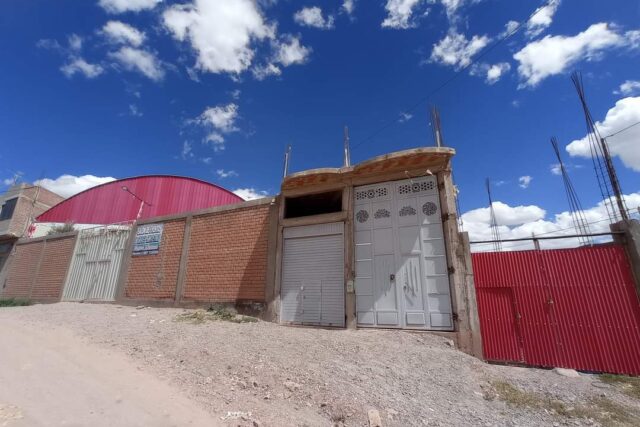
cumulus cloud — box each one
[35,175,116,198]
[181,141,193,159]
[518,175,532,189]
[101,21,146,46]
[233,188,268,200]
[471,62,511,84]
[500,20,520,38]
[526,0,560,38]
[514,23,639,87]
[342,0,356,15]
[615,80,640,96]
[109,46,165,81]
[398,112,413,123]
[463,193,640,251]
[216,169,238,179]
[430,31,490,69]
[196,103,240,152]
[382,0,424,29]
[566,96,640,171]
[294,6,334,30]
[274,36,311,66]
[98,0,162,14]
[163,0,274,75]
[60,58,104,79]
[252,62,282,80]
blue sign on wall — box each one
[132,223,164,256]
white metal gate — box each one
[281,222,345,327]
[62,226,131,301]
[354,177,453,330]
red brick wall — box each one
[183,204,270,302]
[121,201,272,304]
[124,219,186,300]
[1,234,76,301]
[31,237,76,300]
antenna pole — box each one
[343,126,351,167]
[486,178,502,252]
[282,145,291,179]
[430,106,443,147]
[600,137,629,221]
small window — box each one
[284,190,343,219]
[0,198,17,221]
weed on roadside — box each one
[174,309,258,325]
[488,380,640,427]
[599,374,640,400]
[0,298,31,307]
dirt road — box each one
[0,318,219,427]
[1,303,639,426]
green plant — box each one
[46,222,75,236]
[0,298,31,307]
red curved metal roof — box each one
[37,175,243,224]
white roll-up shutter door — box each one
[281,222,344,327]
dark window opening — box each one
[284,190,343,219]
[0,198,17,221]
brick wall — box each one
[1,185,64,238]
[124,219,186,300]
[183,204,270,302]
[121,200,273,304]
[1,234,76,301]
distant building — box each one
[0,183,64,286]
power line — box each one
[351,1,552,152]
[605,120,640,139]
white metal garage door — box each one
[354,177,453,330]
[281,222,344,327]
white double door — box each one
[354,177,453,330]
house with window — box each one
[0,183,64,289]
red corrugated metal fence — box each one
[473,244,640,375]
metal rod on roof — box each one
[282,144,292,179]
[343,126,351,167]
[430,106,443,148]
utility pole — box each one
[600,137,629,221]
[343,126,351,167]
[282,145,292,179]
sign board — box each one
[132,223,164,256]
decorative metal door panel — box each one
[354,177,453,330]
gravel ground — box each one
[1,303,639,427]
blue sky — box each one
[1,0,639,245]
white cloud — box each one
[518,175,532,189]
[233,188,268,200]
[463,193,640,251]
[615,80,640,96]
[35,175,116,198]
[252,62,282,80]
[294,7,334,30]
[128,104,143,117]
[109,47,164,81]
[163,0,274,75]
[181,141,193,159]
[101,21,146,47]
[274,36,311,66]
[514,23,638,88]
[430,31,490,69]
[566,96,640,171]
[199,103,239,133]
[60,58,104,79]
[382,0,424,29]
[500,20,520,38]
[398,112,413,123]
[98,0,162,14]
[216,169,238,178]
[68,34,83,51]
[195,103,240,152]
[342,0,356,15]
[550,163,562,175]
[471,62,511,84]
[526,0,560,38]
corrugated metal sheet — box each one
[473,245,640,375]
[62,226,130,301]
[37,175,243,224]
